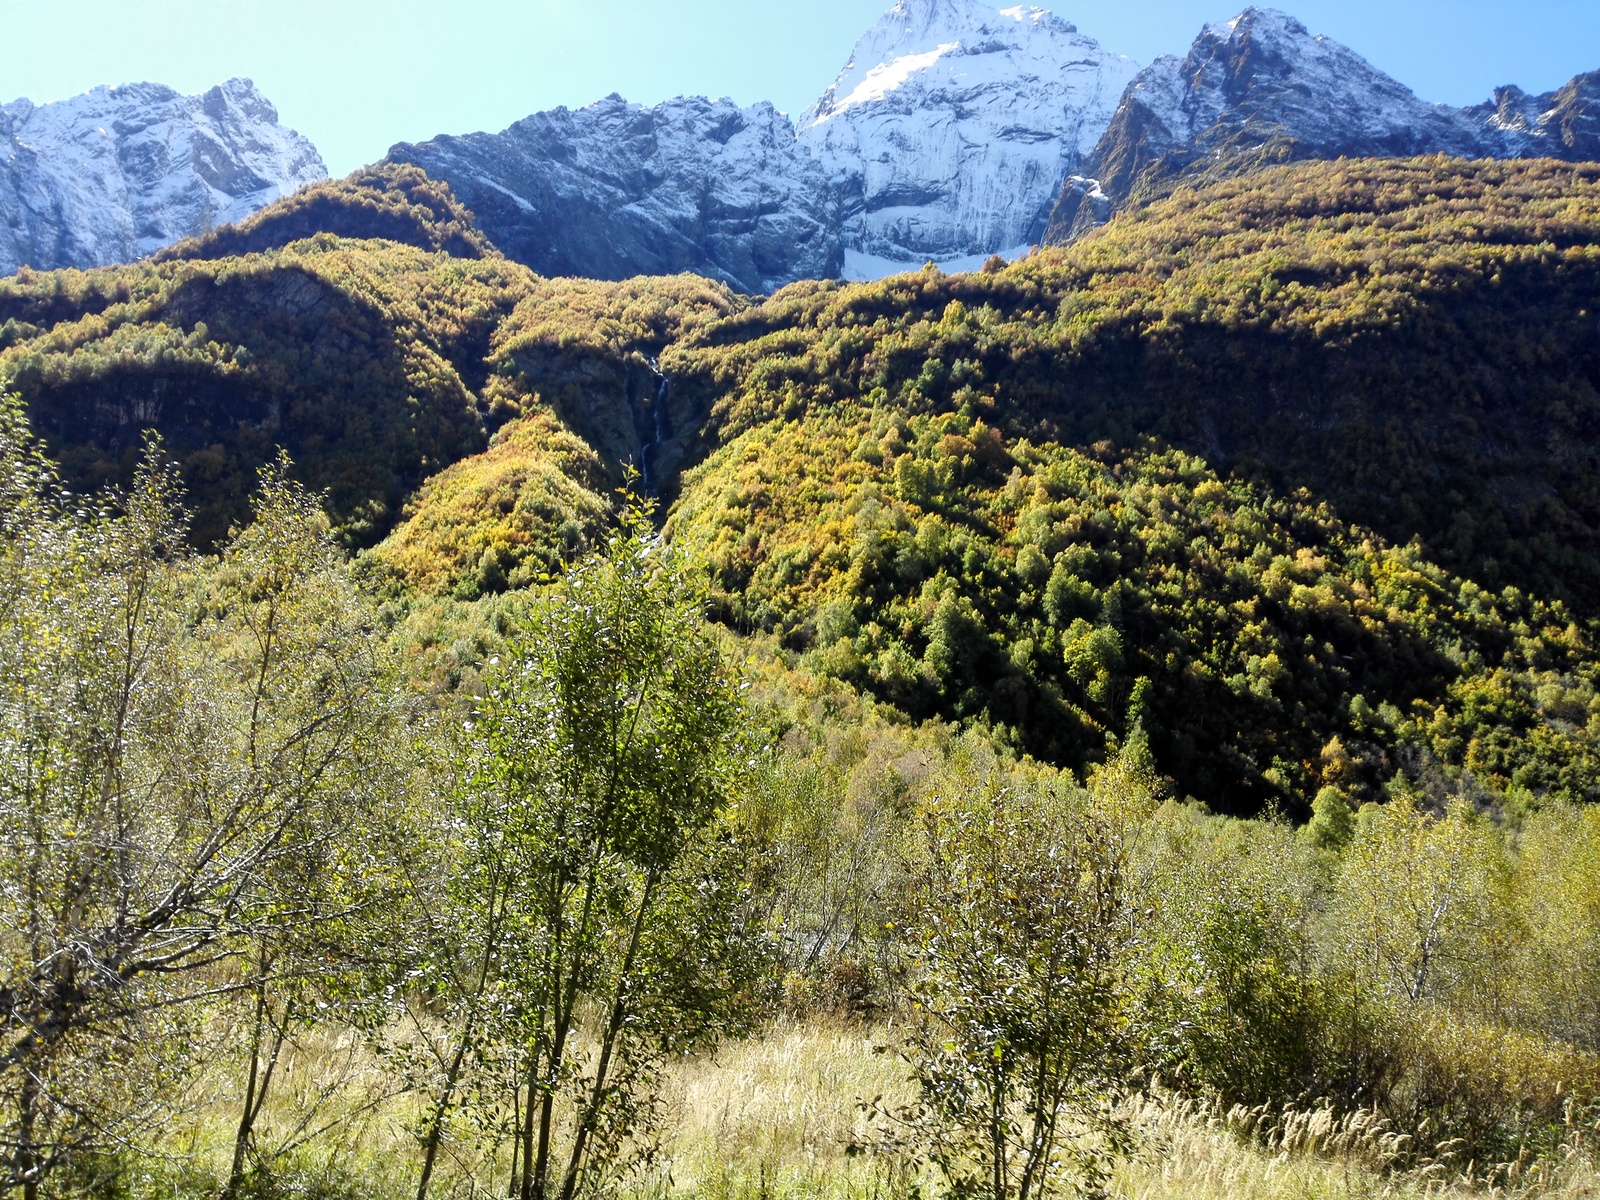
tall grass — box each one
[642,1023,1600,1200]
[113,1019,1599,1200]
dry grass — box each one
[642,1022,1600,1200]
[1115,1093,1600,1200]
[123,1022,430,1200]
[646,1018,913,1200]
[124,1018,1599,1200]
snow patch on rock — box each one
[388,95,841,295]
[1078,5,1600,223]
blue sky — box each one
[5,0,1599,175]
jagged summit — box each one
[1047,5,1600,240]
[1465,70,1600,159]
[1201,6,1307,42]
[0,77,325,274]
[55,2,1588,292]
[799,0,1138,277]
[807,0,1082,124]
[1132,6,1483,161]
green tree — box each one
[409,500,761,1200]
[0,402,402,1197]
[1305,786,1356,852]
[879,751,1156,1200]
[207,460,410,1198]
[1135,806,1327,1105]
[1334,799,1511,1009]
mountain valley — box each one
[0,5,1597,831]
[4,154,1598,816]
[6,7,1600,1196]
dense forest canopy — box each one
[2,155,1598,814]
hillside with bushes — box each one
[153,164,497,263]
[0,228,735,548]
[2,156,1598,815]
[4,399,1599,1200]
[6,151,1600,1200]
[639,157,1600,812]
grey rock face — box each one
[387,95,841,294]
[1043,175,1113,245]
[1467,70,1600,161]
[385,0,1141,288]
[0,78,326,274]
[1085,9,1491,210]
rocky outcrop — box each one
[1047,8,1600,242]
[1467,70,1600,162]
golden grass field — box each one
[649,1022,1600,1200]
[138,1018,1599,1200]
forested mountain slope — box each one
[153,164,495,263]
[668,158,1600,615]
[629,158,1599,811]
[0,204,737,548]
[3,156,1598,813]
[0,240,528,546]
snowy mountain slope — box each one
[1465,70,1600,162]
[799,0,1138,276]
[1051,8,1600,241]
[0,79,326,274]
[386,95,841,294]
[1085,9,1489,210]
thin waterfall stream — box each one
[639,357,673,493]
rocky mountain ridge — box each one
[385,0,1139,287]
[4,4,1598,287]
[0,78,326,274]
[392,1,1599,282]
[387,95,840,295]
[1047,8,1600,239]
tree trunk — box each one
[418,890,507,1200]
[225,972,271,1199]
[507,1083,522,1200]
[18,1068,39,1200]
[556,869,661,1200]
[415,1029,472,1200]
[516,1055,536,1200]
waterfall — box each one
[639,358,673,493]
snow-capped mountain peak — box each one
[1079,6,1496,213]
[1048,6,1600,245]
[1202,6,1310,43]
[0,78,326,274]
[809,0,1077,123]
[820,41,963,117]
[799,0,1139,277]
